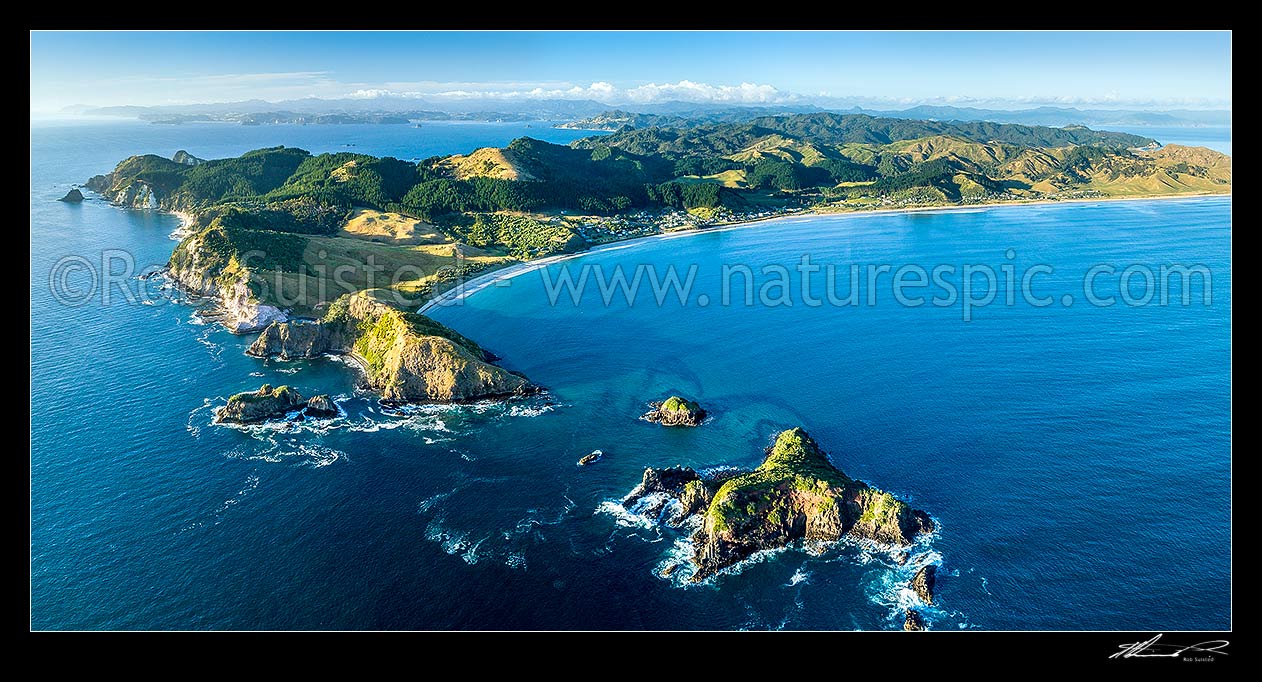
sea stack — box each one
[642,396,707,426]
[912,565,937,605]
[305,394,338,418]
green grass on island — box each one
[704,427,907,536]
[661,396,702,413]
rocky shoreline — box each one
[215,384,341,423]
[85,152,536,406]
[248,291,534,403]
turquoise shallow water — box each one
[31,121,1231,630]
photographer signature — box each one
[1111,634,1229,660]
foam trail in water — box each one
[180,472,260,532]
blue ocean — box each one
[30,120,1231,630]
[1107,125,1233,156]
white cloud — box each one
[38,73,1229,113]
[339,80,797,105]
[623,80,789,104]
[345,89,427,99]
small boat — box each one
[578,449,603,466]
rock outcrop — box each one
[246,319,344,359]
[642,396,707,426]
[627,427,933,582]
[86,156,167,210]
[248,291,533,403]
[903,609,926,631]
[577,451,601,466]
[215,384,305,423]
[625,466,703,503]
[305,394,337,417]
[58,188,84,203]
[621,466,711,522]
[911,564,937,605]
[172,150,205,166]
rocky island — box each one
[624,427,933,581]
[215,384,306,423]
[642,396,707,426]
[58,188,84,203]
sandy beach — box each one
[168,211,196,240]
[418,191,1231,314]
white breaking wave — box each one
[505,402,557,418]
[596,500,659,530]
[195,329,224,367]
[505,552,528,571]
[851,516,948,629]
[416,490,454,514]
[233,442,346,468]
[462,536,489,565]
[426,516,473,556]
[654,537,700,586]
[786,567,812,587]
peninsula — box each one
[86,112,1231,405]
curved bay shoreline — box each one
[419,191,1232,313]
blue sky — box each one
[29,31,1232,113]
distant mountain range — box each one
[856,105,1230,128]
[559,105,1231,131]
[67,96,616,122]
[66,97,1230,129]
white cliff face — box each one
[168,233,215,293]
[221,279,287,334]
[113,181,160,210]
[168,231,289,334]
